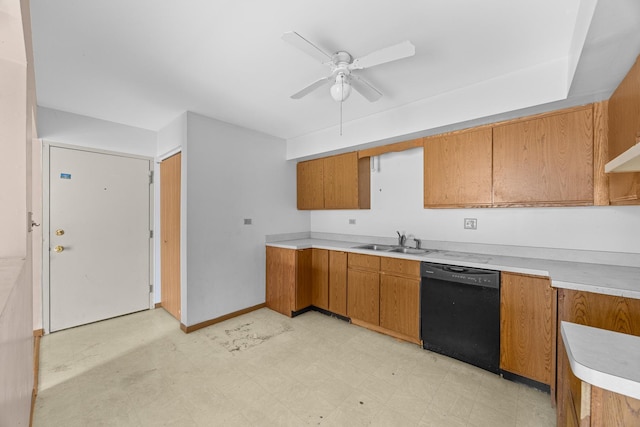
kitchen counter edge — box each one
[561,321,640,401]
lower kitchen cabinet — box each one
[347,253,380,325]
[265,246,311,316]
[556,289,640,426]
[500,272,555,388]
[328,251,347,316]
[311,249,329,310]
[347,268,380,325]
[347,254,420,343]
[379,274,420,341]
[311,249,347,314]
[379,257,420,342]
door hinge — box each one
[150,230,154,238]
[149,284,153,293]
[148,170,154,184]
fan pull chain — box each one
[340,98,343,136]
[339,78,344,136]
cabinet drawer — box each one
[348,253,380,271]
[380,257,420,278]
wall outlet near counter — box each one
[464,218,477,230]
[349,219,356,225]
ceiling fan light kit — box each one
[330,73,351,102]
[282,31,416,134]
[283,31,415,103]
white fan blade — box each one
[350,40,415,70]
[350,75,383,102]
[291,76,332,99]
[282,31,332,64]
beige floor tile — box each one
[370,404,421,427]
[320,390,384,427]
[468,403,517,427]
[34,307,556,427]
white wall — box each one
[157,113,186,157]
[311,148,640,255]
[0,0,34,424]
[0,59,28,258]
[37,107,157,157]
[184,112,309,326]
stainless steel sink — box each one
[352,244,395,251]
[388,247,430,254]
[352,244,431,255]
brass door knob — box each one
[53,245,64,253]
[55,229,65,236]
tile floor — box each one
[34,308,556,426]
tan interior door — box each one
[49,146,151,332]
[160,153,181,320]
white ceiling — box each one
[30,1,640,151]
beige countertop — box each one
[266,238,640,299]
[562,321,640,400]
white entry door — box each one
[49,146,151,332]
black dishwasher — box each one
[421,262,500,374]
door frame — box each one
[42,141,155,334]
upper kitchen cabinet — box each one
[493,106,594,207]
[607,55,640,204]
[424,128,493,208]
[297,159,324,209]
[297,152,370,210]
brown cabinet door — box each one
[324,153,359,209]
[493,107,594,206]
[295,249,312,311]
[380,257,420,278]
[328,251,348,316]
[424,128,493,207]
[266,246,296,316]
[608,55,640,205]
[297,159,324,210]
[348,253,381,271]
[500,272,554,385]
[347,269,380,325]
[379,274,420,340]
[311,249,329,310]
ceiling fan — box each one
[282,31,416,103]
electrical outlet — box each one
[464,218,477,230]
[349,219,356,225]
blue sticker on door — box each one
[60,173,71,179]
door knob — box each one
[53,245,64,253]
[55,229,65,236]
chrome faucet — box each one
[396,231,406,247]
[413,238,422,249]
